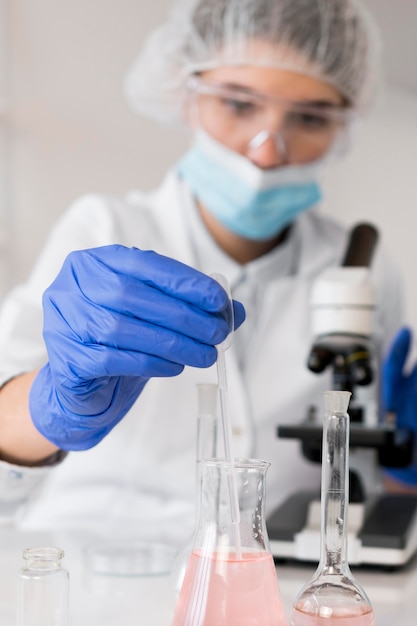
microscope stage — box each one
[267,490,417,568]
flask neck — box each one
[319,412,350,574]
[194,458,271,555]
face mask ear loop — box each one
[184,76,201,131]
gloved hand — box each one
[382,326,417,485]
[29,245,245,451]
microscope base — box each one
[267,490,417,568]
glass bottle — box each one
[17,547,69,626]
[291,391,375,626]
[171,457,288,626]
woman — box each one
[0,0,414,544]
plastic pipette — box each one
[211,273,242,559]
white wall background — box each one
[322,87,417,323]
[0,1,417,323]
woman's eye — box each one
[222,98,256,115]
[290,112,332,131]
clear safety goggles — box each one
[186,75,354,164]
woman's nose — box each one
[246,130,289,169]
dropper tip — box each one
[323,390,351,414]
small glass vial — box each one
[17,547,69,626]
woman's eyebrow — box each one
[214,81,258,94]
[299,99,345,108]
[206,79,347,109]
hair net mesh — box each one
[124,0,382,126]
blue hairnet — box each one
[125,0,382,126]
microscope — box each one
[267,223,417,568]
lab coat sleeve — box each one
[0,452,66,523]
[0,193,123,517]
[0,193,121,387]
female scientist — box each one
[0,0,415,543]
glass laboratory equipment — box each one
[171,382,219,594]
[196,382,219,463]
[171,458,288,626]
[291,391,375,626]
[17,547,69,626]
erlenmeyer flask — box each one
[171,458,288,626]
[291,391,375,626]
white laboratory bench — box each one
[0,526,416,626]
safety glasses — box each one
[187,75,354,163]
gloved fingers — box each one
[382,326,412,411]
[74,344,190,378]
[76,246,230,312]
[45,321,217,380]
[44,282,232,349]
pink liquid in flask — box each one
[171,549,288,626]
[291,605,375,626]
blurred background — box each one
[0,0,416,321]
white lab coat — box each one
[0,169,404,546]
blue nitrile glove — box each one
[29,245,245,451]
[382,326,417,485]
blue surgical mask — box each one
[177,131,323,241]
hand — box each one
[382,326,417,486]
[29,245,245,451]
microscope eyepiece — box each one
[307,345,333,373]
